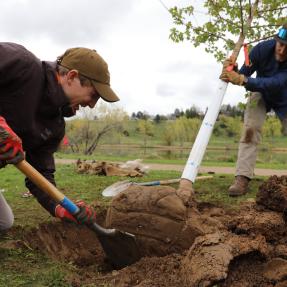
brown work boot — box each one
[228,175,250,197]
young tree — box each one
[167,0,285,182]
[169,1,285,62]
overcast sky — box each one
[0,0,246,116]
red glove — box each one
[0,117,24,164]
[55,205,78,223]
[55,200,97,225]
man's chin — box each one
[61,104,76,117]
[275,54,287,62]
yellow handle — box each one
[16,160,65,202]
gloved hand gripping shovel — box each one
[15,160,140,269]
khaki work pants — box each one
[0,191,14,231]
[235,92,287,178]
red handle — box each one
[244,44,250,66]
[226,64,234,72]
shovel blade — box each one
[90,223,141,269]
[102,180,132,197]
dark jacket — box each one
[239,39,287,119]
[0,42,72,215]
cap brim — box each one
[274,35,287,45]
[92,81,120,103]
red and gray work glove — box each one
[220,70,245,86]
[55,200,97,225]
[0,117,24,168]
[220,56,245,86]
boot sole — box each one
[228,190,248,197]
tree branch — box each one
[246,32,275,45]
[231,0,260,59]
[197,29,230,44]
[249,24,281,28]
[257,5,287,15]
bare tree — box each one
[66,102,128,155]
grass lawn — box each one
[0,164,267,286]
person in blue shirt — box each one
[220,23,287,196]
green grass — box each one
[56,151,287,170]
[0,248,70,287]
[1,164,266,228]
[0,164,267,285]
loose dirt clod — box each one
[256,175,287,212]
[180,231,268,286]
[106,185,220,257]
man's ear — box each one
[66,69,79,82]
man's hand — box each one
[0,117,24,165]
[176,179,196,207]
[222,56,237,71]
[55,200,97,225]
[74,200,97,225]
[220,70,245,86]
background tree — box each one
[66,103,128,155]
[220,104,244,118]
[214,115,242,139]
[262,115,282,138]
[185,105,203,119]
[172,116,201,146]
[169,1,286,62]
[138,119,154,149]
[153,114,168,124]
[173,108,184,118]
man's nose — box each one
[279,45,287,54]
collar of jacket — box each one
[42,61,70,109]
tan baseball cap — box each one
[57,47,119,102]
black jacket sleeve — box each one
[25,149,58,216]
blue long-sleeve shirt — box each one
[239,39,287,119]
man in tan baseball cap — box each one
[0,42,120,230]
[57,47,119,114]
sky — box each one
[0,0,247,116]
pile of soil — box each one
[7,176,287,286]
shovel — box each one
[15,160,141,269]
[102,175,213,197]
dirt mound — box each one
[111,253,184,287]
[22,222,106,267]
[13,176,287,286]
[181,231,268,286]
[256,175,287,212]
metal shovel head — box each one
[90,222,141,269]
[102,180,133,197]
